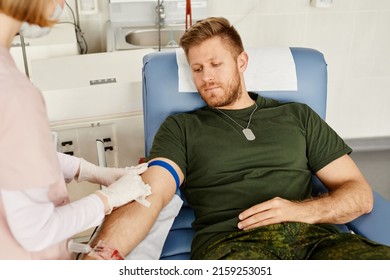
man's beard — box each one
[199,74,242,108]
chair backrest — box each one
[142,47,330,259]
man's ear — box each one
[237,51,248,73]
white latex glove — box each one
[77,158,148,187]
[96,174,152,214]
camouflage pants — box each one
[199,222,390,260]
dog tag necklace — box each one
[215,102,258,141]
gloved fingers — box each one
[76,158,97,183]
[104,168,127,185]
[97,174,152,214]
[77,158,127,186]
[127,178,151,201]
[125,163,148,175]
[135,183,152,207]
[136,183,151,198]
[136,197,151,208]
[117,176,152,208]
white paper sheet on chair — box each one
[176,47,297,92]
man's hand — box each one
[237,197,313,230]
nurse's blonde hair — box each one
[0,0,56,27]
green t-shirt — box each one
[148,94,352,259]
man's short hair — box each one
[180,17,244,59]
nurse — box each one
[0,0,150,259]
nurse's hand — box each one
[76,158,148,187]
[95,174,152,214]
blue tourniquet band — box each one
[148,160,180,190]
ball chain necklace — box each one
[215,102,258,141]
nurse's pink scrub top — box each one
[0,45,70,259]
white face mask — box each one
[19,2,63,38]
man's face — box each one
[187,37,242,108]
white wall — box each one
[206,0,390,140]
[69,0,390,139]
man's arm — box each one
[83,157,184,258]
[238,154,374,230]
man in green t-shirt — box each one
[87,17,390,259]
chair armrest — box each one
[347,191,390,246]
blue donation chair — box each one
[142,48,390,260]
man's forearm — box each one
[83,158,180,259]
[302,180,373,225]
[86,192,167,257]
[311,154,374,224]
